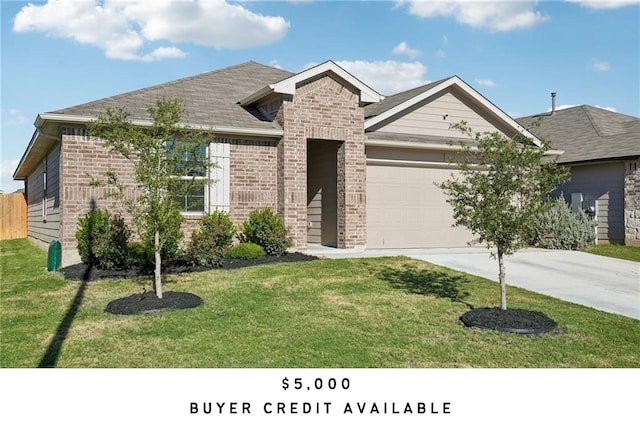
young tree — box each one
[438,122,568,310]
[88,98,214,298]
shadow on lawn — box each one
[378,263,474,309]
[38,199,96,368]
[38,266,91,368]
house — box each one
[13,60,547,266]
[517,105,640,246]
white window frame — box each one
[168,142,208,215]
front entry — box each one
[307,140,340,247]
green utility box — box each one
[47,240,62,271]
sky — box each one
[1,0,639,192]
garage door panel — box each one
[367,164,474,248]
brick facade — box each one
[228,137,278,223]
[59,128,139,260]
[49,74,369,264]
[276,75,367,249]
[56,128,281,264]
[624,160,640,246]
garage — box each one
[366,153,475,248]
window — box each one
[167,142,207,213]
[42,157,47,219]
[166,141,230,214]
[170,178,206,212]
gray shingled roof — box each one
[364,77,452,119]
[516,106,640,164]
[52,61,294,131]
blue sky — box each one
[1,0,639,192]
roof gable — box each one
[364,75,540,145]
[516,106,640,164]
[240,60,383,106]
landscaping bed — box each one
[59,251,319,282]
[460,307,558,334]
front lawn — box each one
[1,239,638,368]
[585,244,640,263]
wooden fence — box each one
[0,193,27,241]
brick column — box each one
[277,75,367,250]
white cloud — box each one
[269,60,284,70]
[547,104,578,112]
[392,41,421,59]
[13,0,290,61]
[141,47,187,62]
[334,60,430,95]
[546,104,618,112]
[399,0,548,32]
[0,160,19,179]
[305,60,430,95]
[591,60,611,71]
[565,0,640,9]
[2,109,27,125]
[435,35,448,57]
[475,78,497,88]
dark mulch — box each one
[105,291,203,315]
[60,252,319,315]
[460,307,558,334]
[59,252,319,282]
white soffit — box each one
[364,76,542,146]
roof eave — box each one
[13,128,60,180]
[238,85,277,107]
[37,112,284,137]
[14,113,284,180]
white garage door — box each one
[367,164,474,248]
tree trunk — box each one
[497,246,507,310]
[154,229,163,299]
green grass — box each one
[2,239,639,368]
[585,244,640,263]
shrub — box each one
[143,206,184,261]
[240,207,292,256]
[533,198,597,250]
[228,242,266,260]
[127,241,153,269]
[76,209,131,269]
[185,211,237,267]
[76,208,110,266]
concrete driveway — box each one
[305,245,640,320]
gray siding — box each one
[27,143,61,245]
[376,91,507,139]
[556,162,625,243]
[307,141,339,246]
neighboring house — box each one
[14,60,545,266]
[517,106,640,246]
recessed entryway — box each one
[307,139,341,247]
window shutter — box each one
[208,142,230,212]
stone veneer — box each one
[274,75,367,249]
[624,160,640,246]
